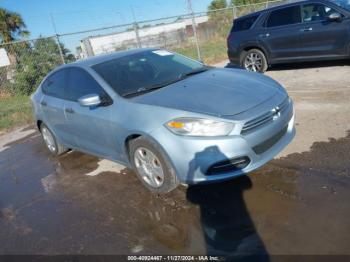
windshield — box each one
[329,0,350,11]
[92,50,208,97]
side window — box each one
[302,3,338,22]
[41,70,67,99]
[233,15,259,32]
[266,6,301,27]
[67,67,106,102]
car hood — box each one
[132,68,284,117]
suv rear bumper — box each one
[227,49,240,65]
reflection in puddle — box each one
[85,159,125,177]
[41,173,57,193]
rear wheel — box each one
[241,49,268,73]
[129,137,179,194]
[40,123,68,156]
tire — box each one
[128,136,179,194]
[40,123,68,156]
[240,48,268,73]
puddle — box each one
[0,129,349,255]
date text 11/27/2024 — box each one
[127,255,221,261]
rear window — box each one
[266,6,301,27]
[232,15,259,32]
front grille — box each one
[253,125,288,155]
[207,156,250,175]
[242,97,290,134]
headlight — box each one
[165,118,234,137]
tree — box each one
[208,0,228,10]
[207,0,231,38]
[0,8,29,43]
[8,37,75,95]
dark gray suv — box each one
[227,0,350,72]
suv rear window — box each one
[266,6,301,27]
[232,15,259,32]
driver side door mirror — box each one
[327,12,342,22]
[78,94,101,107]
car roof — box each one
[60,47,158,69]
[235,0,334,20]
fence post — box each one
[55,35,65,64]
[187,0,201,61]
[133,22,142,48]
[232,4,237,19]
[265,0,269,8]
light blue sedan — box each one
[31,48,295,193]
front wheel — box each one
[241,49,268,73]
[129,137,179,194]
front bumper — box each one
[150,100,295,184]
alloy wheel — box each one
[244,52,263,72]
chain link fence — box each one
[0,0,287,131]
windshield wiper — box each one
[178,66,211,80]
[123,81,174,98]
[123,66,211,98]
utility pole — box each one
[187,0,201,61]
[130,5,142,48]
[50,13,65,64]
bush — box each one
[2,37,74,96]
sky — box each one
[1,0,213,52]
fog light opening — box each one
[207,156,250,176]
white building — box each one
[79,16,209,58]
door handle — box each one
[65,108,75,114]
[259,33,270,38]
[40,101,47,106]
[300,27,313,32]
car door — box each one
[40,69,73,146]
[299,2,349,58]
[258,5,303,62]
[64,67,117,159]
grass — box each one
[172,38,227,65]
[0,95,33,132]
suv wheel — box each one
[40,123,68,156]
[241,49,268,73]
[129,137,179,194]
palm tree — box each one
[0,8,29,43]
[0,8,30,90]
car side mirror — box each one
[327,12,342,22]
[78,94,101,107]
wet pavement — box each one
[1,126,350,256]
